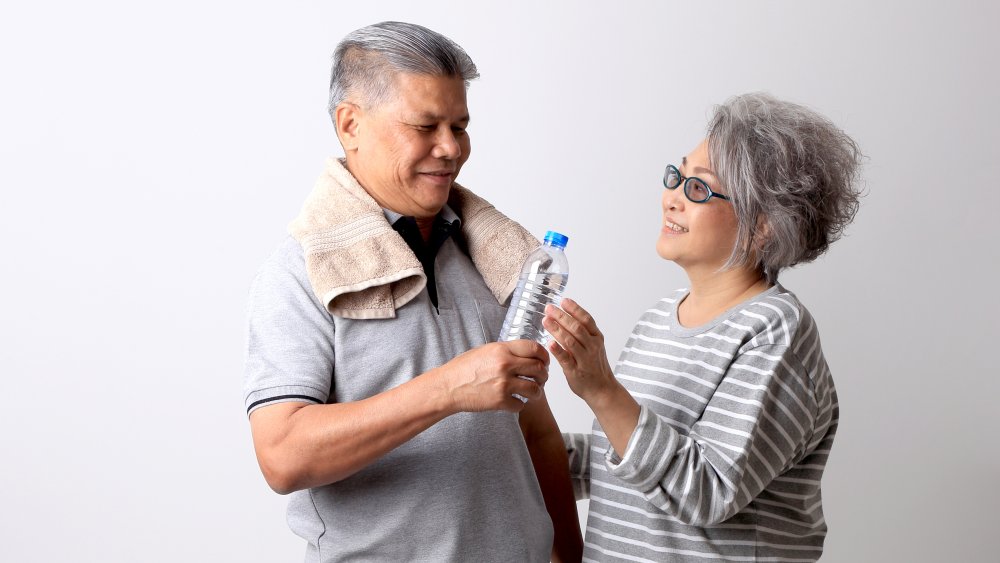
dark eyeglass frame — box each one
[663,164,730,203]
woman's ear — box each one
[746,216,771,266]
[752,216,771,252]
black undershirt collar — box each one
[386,206,463,311]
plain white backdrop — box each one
[2,1,998,561]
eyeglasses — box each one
[663,164,730,203]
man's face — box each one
[344,73,471,219]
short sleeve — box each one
[243,237,336,415]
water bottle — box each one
[498,230,570,345]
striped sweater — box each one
[565,285,838,562]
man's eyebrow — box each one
[412,112,470,123]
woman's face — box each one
[655,139,740,275]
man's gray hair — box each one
[328,21,479,117]
[707,93,864,284]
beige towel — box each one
[289,158,539,319]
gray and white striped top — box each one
[565,285,838,562]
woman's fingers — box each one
[560,298,600,337]
[548,339,578,372]
[545,304,588,343]
[543,310,582,353]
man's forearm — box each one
[250,371,452,494]
[251,340,549,494]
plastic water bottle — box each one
[498,230,570,345]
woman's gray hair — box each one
[707,93,864,284]
[328,21,479,117]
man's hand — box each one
[434,340,549,413]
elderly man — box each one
[244,21,582,562]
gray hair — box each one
[707,93,864,284]
[328,21,479,117]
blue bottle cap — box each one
[543,230,568,249]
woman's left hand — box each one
[544,298,642,458]
[543,299,617,403]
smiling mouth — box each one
[665,220,688,233]
[418,171,455,187]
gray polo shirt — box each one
[244,205,553,562]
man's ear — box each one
[334,102,362,152]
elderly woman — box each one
[545,93,862,562]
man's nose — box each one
[432,129,462,160]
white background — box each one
[2,1,998,561]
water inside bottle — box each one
[499,271,569,345]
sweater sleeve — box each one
[604,344,818,525]
[563,432,591,501]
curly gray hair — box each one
[707,93,864,284]
[328,21,479,118]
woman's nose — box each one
[662,185,684,211]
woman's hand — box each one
[544,298,641,458]
[543,298,616,402]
